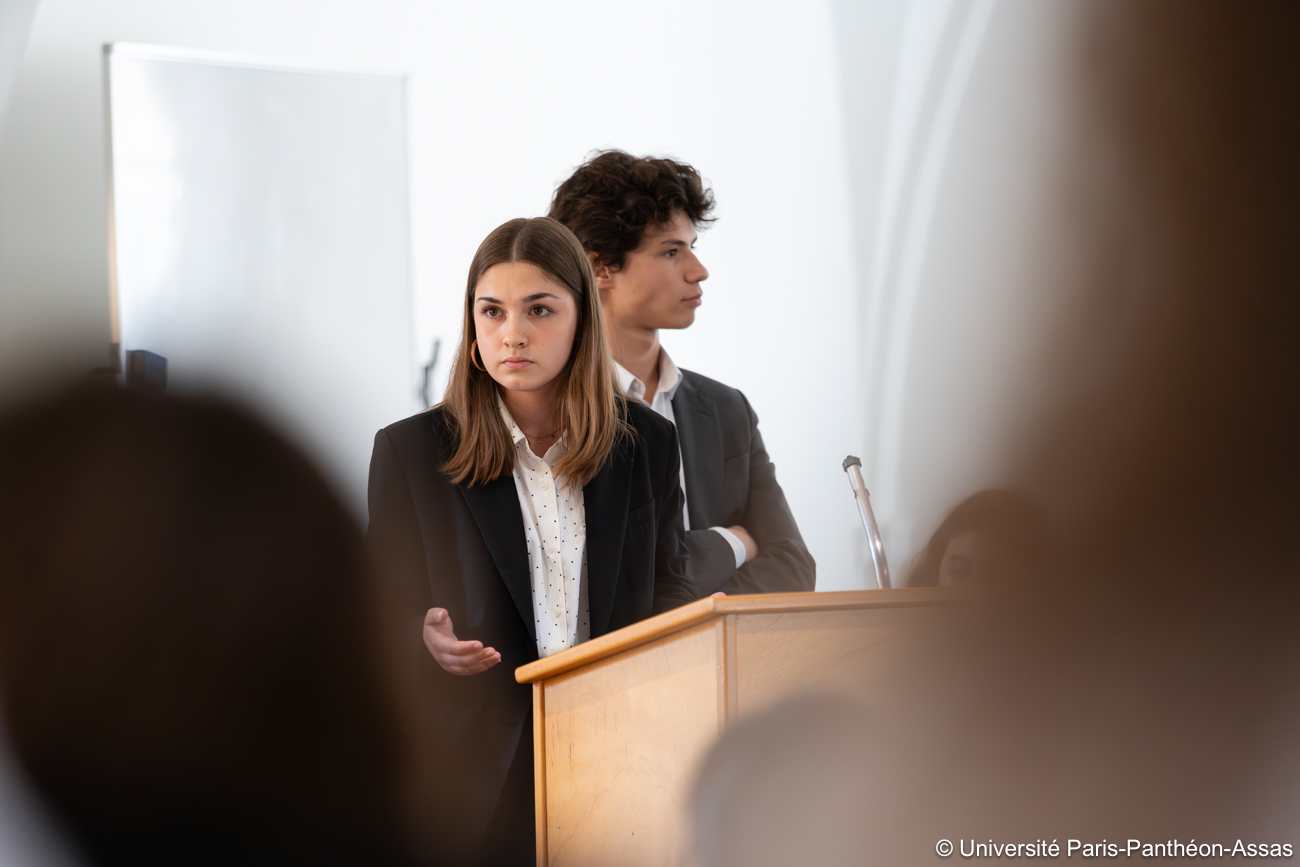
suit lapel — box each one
[583,439,633,636]
[458,474,536,642]
[672,372,723,529]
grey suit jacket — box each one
[672,369,816,595]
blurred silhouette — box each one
[691,1,1300,864]
[905,489,1055,588]
[0,387,419,866]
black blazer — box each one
[672,369,816,596]
[366,401,694,860]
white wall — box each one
[832,0,1082,576]
[0,0,40,132]
[0,0,865,586]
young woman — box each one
[367,217,696,865]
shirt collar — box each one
[497,392,568,460]
[496,394,529,448]
[614,349,683,404]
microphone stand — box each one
[843,456,891,590]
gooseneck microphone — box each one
[842,456,891,590]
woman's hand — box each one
[422,608,501,675]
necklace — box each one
[531,427,563,445]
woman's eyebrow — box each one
[476,292,560,304]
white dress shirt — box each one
[499,397,590,658]
[615,350,749,570]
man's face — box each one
[597,210,709,332]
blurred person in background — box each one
[367,217,696,865]
[0,386,421,867]
[549,151,816,597]
[905,489,1056,588]
[690,1,1300,864]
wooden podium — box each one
[515,588,957,866]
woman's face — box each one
[473,262,580,397]
[938,530,999,587]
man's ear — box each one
[587,251,617,291]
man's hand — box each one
[423,608,501,675]
[727,525,759,563]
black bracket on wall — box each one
[125,349,167,390]
[419,339,441,408]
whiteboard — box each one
[105,43,416,515]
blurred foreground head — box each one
[693,1,1300,864]
[0,387,412,866]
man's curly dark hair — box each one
[548,150,716,270]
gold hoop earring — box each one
[470,340,487,372]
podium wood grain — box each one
[517,588,959,866]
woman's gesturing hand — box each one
[423,608,501,675]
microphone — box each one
[842,456,891,590]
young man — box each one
[549,150,815,596]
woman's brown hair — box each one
[442,217,629,489]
